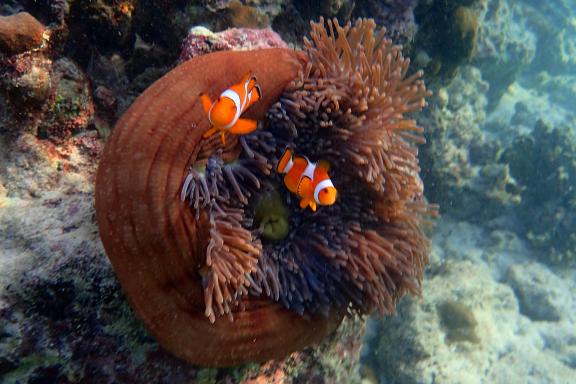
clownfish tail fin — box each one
[277,147,293,173]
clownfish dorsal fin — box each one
[240,71,252,85]
[317,159,330,172]
[252,83,262,101]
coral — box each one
[2,55,52,107]
[68,0,137,49]
[352,0,419,45]
[273,0,416,45]
[293,0,355,20]
[500,120,576,265]
[226,0,270,28]
[1,55,94,142]
[420,66,522,221]
[473,0,537,107]
[37,59,94,142]
[413,0,486,82]
[0,12,46,55]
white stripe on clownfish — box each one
[302,160,316,181]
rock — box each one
[505,262,575,322]
[3,56,52,107]
[179,26,288,62]
[437,300,480,344]
[363,255,576,383]
[0,12,46,55]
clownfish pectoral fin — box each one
[297,176,313,198]
[277,148,293,173]
[199,93,213,114]
[229,118,258,135]
[202,126,219,139]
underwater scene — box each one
[0,0,574,383]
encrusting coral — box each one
[0,12,46,55]
[96,18,434,367]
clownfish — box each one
[200,71,262,145]
[276,148,337,212]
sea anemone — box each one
[96,18,434,367]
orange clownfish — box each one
[276,148,337,212]
[200,71,262,145]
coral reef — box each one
[3,0,572,381]
[413,0,487,82]
[473,0,537,107]
[67,0,138,50]
[1,53,95,142]
[420,0,576,255]
[420,66,521,221]
[500,120,576,265]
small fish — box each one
[200,71,262,145]
[276,148,337,212]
